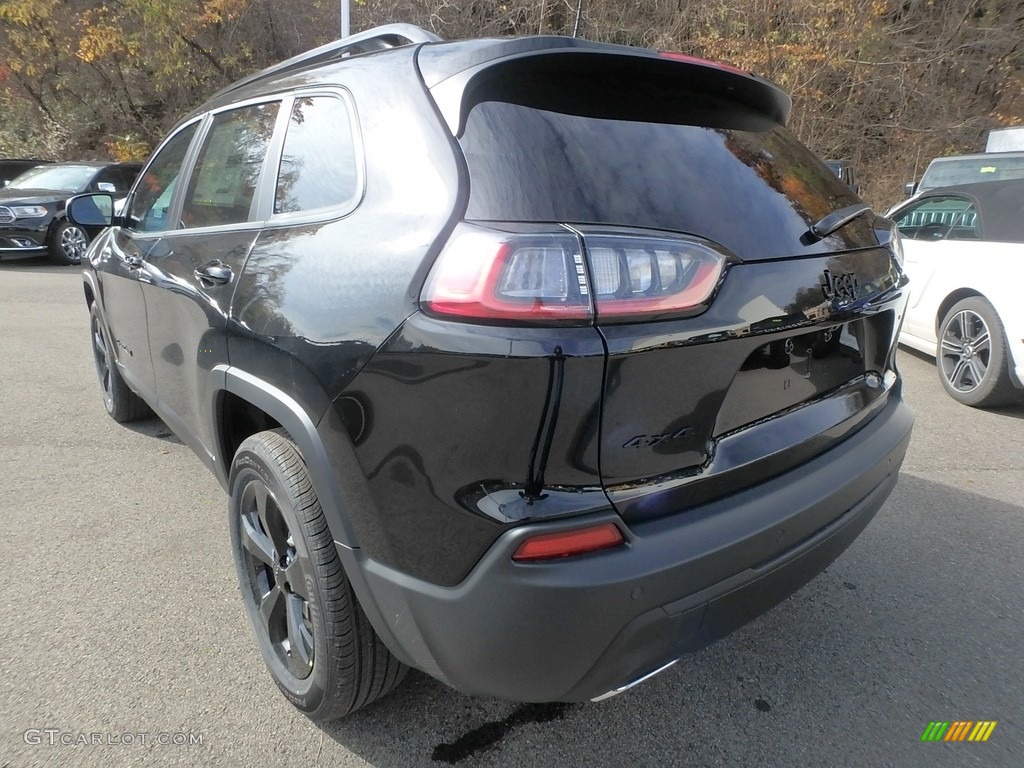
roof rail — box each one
[210,24,443,100]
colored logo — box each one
[921,721,997,742]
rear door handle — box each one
[194,261,233,286]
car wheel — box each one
[229,430,407,721]
[937,297,1018,407]
[89,302,152,422]
[49,219,89,265]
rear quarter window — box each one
[274,94,360,215]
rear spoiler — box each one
[418,38,792,137]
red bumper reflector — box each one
[512,522,625,562]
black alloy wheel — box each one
[236,477,316,680]
[229,430,407,721]
[937,297,1017,408]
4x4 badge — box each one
[821,269,859,302]
[623,426,696,449]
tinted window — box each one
[127,124,198,232]
[1,161,45,186]
[94,166,136,193]
[920,155,1024,191]
[181,102,279,229]
[894,195,978,241]
[113,166,139,191]
[275,96,358,214]
[460,101,866,261]
[92,168,117,191]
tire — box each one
[48,219,90,265]
[89,302,152,422]
[229,430,407,721]
[937,297,1018,408]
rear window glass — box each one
[920,156,1024,191]
[459,101,866,260]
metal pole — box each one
[572,0,583,37]
[341,0,350,38]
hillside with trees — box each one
[1,0,1021,207]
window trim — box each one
[122,88,364,238]
[122,117,206,236]
[124,94,289,237]
[262,87,366,227]
[176,99,285,233]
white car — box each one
[889,179,1024,406]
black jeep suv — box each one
[72,24,913,721]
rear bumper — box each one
[346,390,913,703]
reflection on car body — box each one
[0,161,141,264]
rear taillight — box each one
[421,227,592,324]
[421,223,728,325]
[586,234,726,321]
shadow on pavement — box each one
[318,474,1023,767]
[0,254,78,273]
[122,415,185,444]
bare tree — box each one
[1,0,1021,207]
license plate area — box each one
[714,311,894,437]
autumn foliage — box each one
[1,0,1021,207]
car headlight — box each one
[10,205,48,219]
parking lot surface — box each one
[2,257,1022,767]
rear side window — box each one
[893,195,979,241]
[274,95,359,215]
[459,99,866,261]
[181,102,279,229]
[96,166,138,193]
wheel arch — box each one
[83,275,96,307]
[935,288,985,337]
[210,365,419,670]
[45,211,72,240]
[210,365,361,549]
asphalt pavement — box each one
[1,256,1022,767]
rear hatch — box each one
[421,41,907,523]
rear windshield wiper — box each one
[806,203,872,242]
